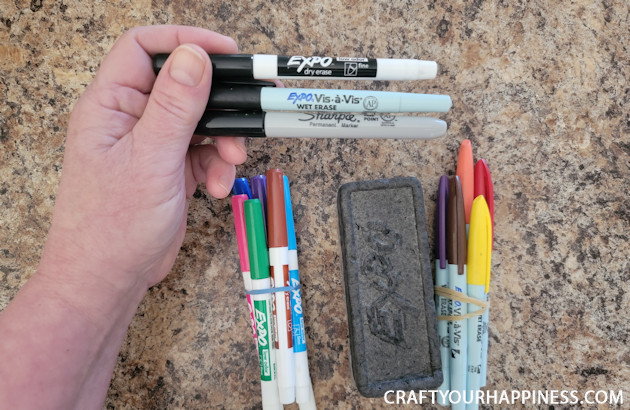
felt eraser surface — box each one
[337,177,442,397]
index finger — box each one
[93,25,239,93]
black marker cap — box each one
[208,83,264,110]
[195,111,266,137]
[152,53,255,80]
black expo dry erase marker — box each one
[153,54,438,81]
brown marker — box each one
[447,175,468,393]
[265,168,295,404]
[447,175,467,275]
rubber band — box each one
[245,283,301,296]
[433,286,490,321]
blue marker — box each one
[283,175,316,408]
[207,84,452,113]
[233,177,253,198]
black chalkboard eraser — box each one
[337,177,442,397]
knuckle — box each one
[150,87,197,124]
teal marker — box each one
[245,199,282,410]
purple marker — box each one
[435,175,450,406]
[251,175,268,241]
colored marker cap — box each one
[447,175,466,274]
[233,177,253,198]
[251,175,268,237]
[283,175,297,251]
[251,175,268,202]
[467,196,492,291]
[244,199,270,280]
[231,195,250,272]
[436,175,449,269]
[474,159,495,241]
[266,168,288,248]
[456,139,474,224]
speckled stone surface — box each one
[1,1,629,409]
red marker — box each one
[266,168,295,404]
[474,159,495,244]
[473,159,495,388]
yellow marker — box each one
[466,196,492,409]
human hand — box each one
[40,25,245,293]
[0,26,254,409]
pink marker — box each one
[232,194,257,340]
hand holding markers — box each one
[232,170,316,409]
[153,53,451,139]
[434,140,494,408]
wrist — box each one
[36,242,149,331]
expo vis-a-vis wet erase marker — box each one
[283,175,316,409]
[231,195,258,341]
[244,199,282,410]
[153,53,438,81]
[206,83,452,113]
[266,169,295,404]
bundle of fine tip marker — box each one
[152,53,451,139]
[231,169,316,410]
[434,139,495,409]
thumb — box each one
[133,44,211,159]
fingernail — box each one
[234,137,247,155]
[218,175,232,196]
[169,45,206,87]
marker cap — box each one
[231,195,250,272]
[456,139,474,223]
[208,83,265,111]
[232,177,253,197]
[251,175,268,205]
[244,199,270,280]
[474,159,495,242]
[447,175,466,274]
[251,175,268,239]
[436,175,449,269]
[266,168,288,248]
[283,175,297,251]
[467,196,492,290]
[153,53,255,80]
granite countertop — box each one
[1,1,628,409]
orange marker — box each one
[456,139,474,226]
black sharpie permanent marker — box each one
[153,54,438,81]
[194,111,447,139]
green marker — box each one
[245,199,282,409]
